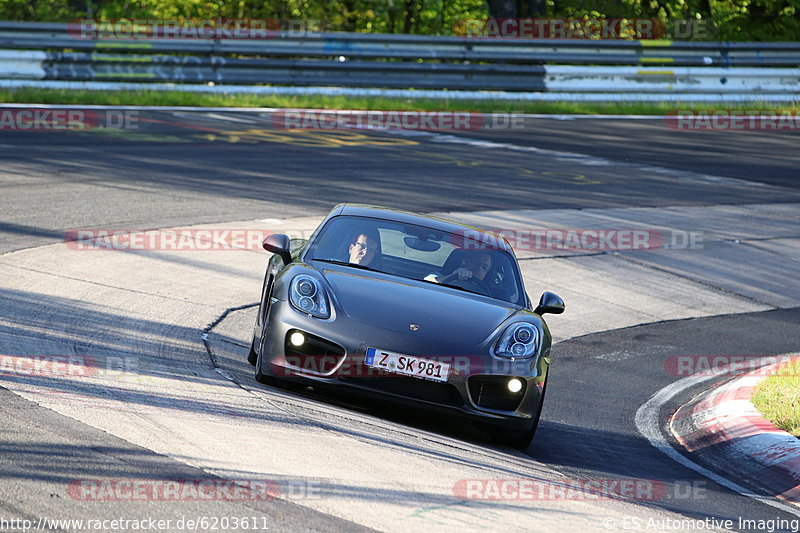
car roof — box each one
[332,203,513,252]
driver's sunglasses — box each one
[351,241,370,252]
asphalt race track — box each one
[3,111,799,255]
[1,108,799,532]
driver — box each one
[347,230,379,266]
[429,252,492,284]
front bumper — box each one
[256,299,548,427]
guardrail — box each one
[0,21,798,97]
[2,22,800,66]
[3,49,797,93]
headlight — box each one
[494,323,539,358]
[289,275,330,318]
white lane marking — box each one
[168,111,259,123]
[203,112,260,124]
[634,358,800,518]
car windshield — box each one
[305,215,525,306]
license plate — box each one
[364,348,450,383]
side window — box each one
[489,252,521,302]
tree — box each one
[486,0,517,18]
[520,0,546,16]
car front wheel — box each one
[247,337,258,366]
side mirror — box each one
[262,234,292,264]
[534,291,565,316]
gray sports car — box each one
[248,204,564,447]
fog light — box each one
[290,332,305,347]
[507,378,523,393]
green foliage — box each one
[752,363,800,437]
[0,87,796,113]
[0,0,81,20]
[714,0,800,40]
[552,0,800,40]
[0,0,796,40]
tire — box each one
[526,371,549,440]
[247,337,258,366]
[250,274,274,367]
[254,334,273,384]
[254,333,295,390]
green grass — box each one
[1,87,797,114]
[752,361,800,437]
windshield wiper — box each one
[314,258,388,274]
